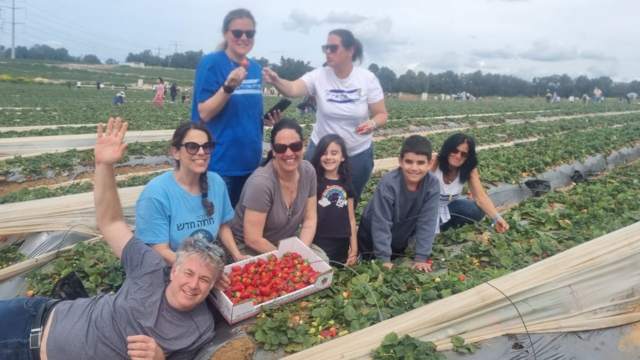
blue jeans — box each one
[220,173,252,209]
[440,199,486,232]
[0,297,51,360]
[305,140,374,208]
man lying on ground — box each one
[0,117,224,360]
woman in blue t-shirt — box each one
[135,122,251,275]
[191,8,280,208]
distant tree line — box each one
[367,64,640,99]
[0,45,111,65]
[3,44,638,98]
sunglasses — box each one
[272,141,304,154]
[451,149,469,159]
[193,239,224,258]
[229,29,256,39]
[321,44,339,54]
[178,141,215,155]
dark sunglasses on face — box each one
[321,44,339,54]
[179,141,215,155]
[451,148,469,159]
[230,29,256,39]
[272,141,304,154]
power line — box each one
[23,1,149,50]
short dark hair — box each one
[329,29,364,64]
[262,119,304,166]
[309,134,353,184]
[437,133,478,184]
[400,135,432,160]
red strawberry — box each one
[241,59,249,68]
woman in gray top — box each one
[229,119,318,257]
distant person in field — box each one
[96,81,101,90]
[113,91,125,105]
[154,77,165,107]
[192,8,281,208]
[124,83,128,90]
[593,87,602,103]
[430,133,509,234]
[545,92,552,103]
[582,94,590,103]
[569,95,575,103]
[296,95,317,115]
[357,135,440,273]
[627,92,638,104]
[170,83,178,103]
[263,28,388,208]
[76,81,81,89]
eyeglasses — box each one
[451,149,469,159]
[178,142,215,155]
[229,29,256,39]
[321,44,339,54]
[272,141,304,154]
[193,238,224,259]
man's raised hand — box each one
[95,117,129,166]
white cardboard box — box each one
[211,237,334,324]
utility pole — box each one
[156,46,162,57]
[167,41,181,68]
[169,41,181,54]
[0,0,24,59]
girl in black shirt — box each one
[309,134,358,267]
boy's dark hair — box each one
[437,133,478,184]
[400,135,432,161]
[309,134,353,184]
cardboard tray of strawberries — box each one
[211,237,333,324]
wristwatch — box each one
[222,84,235,94]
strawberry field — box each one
[0,68,639,359]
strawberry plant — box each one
[26,240,124,297]
[372,332,445,360]
[0,244,26,268]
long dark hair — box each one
[158,77,164,84]
[437,133,478,184]
[262,119,304,166]
[171,122,215,216]
[329,29,364,64]
[217,8,256,51]
[309,134,353,184]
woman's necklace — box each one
[444,170,458,185]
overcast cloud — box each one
[11,0,636,81]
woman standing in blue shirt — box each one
[192,8,279,208]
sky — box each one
[4,0,637,82]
